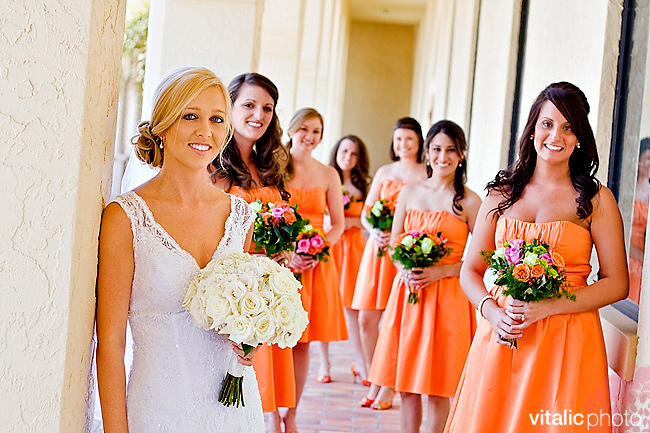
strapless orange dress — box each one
[368,210,475,396]
[629,200,647,303]
[332,200,367,308]
[229,186,296,412]
[287,187,348,342]
[351,179,406,310]
[445,218,611,433]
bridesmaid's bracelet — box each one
[477,294,494,319]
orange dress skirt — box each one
[368,210,475,396]
[445,217,612,433]
[229,186,296,412]
[287,187,348,342]
[331,200,367,308]
[351,179,406,310]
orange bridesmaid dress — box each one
[368,210,476,396]
[629,200,647,303]
[445,218,612,433]
[351,179,406,310]
[287,187,348,342]
[229,186,296,413]
[332,200,367,308]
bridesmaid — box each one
[370,120,480,433]
[445,82,628,433]
[316,135,372,384]
[353,117,428,408]
[284,108,348,432]
[208,72,293,433]
[629,138,650,303]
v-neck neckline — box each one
[130,191,234,270]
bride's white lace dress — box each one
[111,191,264,432]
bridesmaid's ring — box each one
[521,313,525,322]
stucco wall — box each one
[0,1,125,432]
[340,20,415,175]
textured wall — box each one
[0,1,126,432]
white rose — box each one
[241,260,264,279]
[259,289,275,308]
[240,291,265,316]
[493,247,506,261]
[420,237,433,254]
[523,251,538,267]
[222,315,256,345]
[253,310,278,343]
[303,224,313,232]
[205,294,233,327]
[268,268,302,296]
[400,235,414,248]
[273,299,296,325]
[257,256,279,273]
[250,201,263,213]
[187,294,212,329]
[225,280,248,304]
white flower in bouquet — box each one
[182,252,307,407]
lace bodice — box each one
[112,191,264,433]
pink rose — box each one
[272,207,284,219]
[342,194,351,206]
[539,253,553,266]
[504,247,524,265]
[508,239,524,249]
[409,230,423,238]
[310,235,324,249]
[297,239,311,254]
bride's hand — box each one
[231,343,260,367]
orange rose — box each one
[530,264,545,279]
[283,210,296,224]
[512,263,531,282]
[262,213,271,223]
[550,251,565,268]
[431,234,442,245]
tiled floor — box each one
[265,339,403,433]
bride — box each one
[95,66,264,432]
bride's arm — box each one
[96,203,134,433]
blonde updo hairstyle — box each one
[133,66,233,168]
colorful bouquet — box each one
[183,252,309,407]
[342,187,352,210]
[293,225,330,281]
[481,238,575,348]
[366,199,395,257]
[250,199,310,257]
[391,230,451,304]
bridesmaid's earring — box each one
[530,134,534,141]
[159,137,164,150]
[576,142,581,149]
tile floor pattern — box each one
[264,339,410,433]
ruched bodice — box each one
[445,218,611,433]
[113,191,263,432]
[286,187,326,231]
[405,210,469,264]
[380,178,406,204]
[496,217,591,288]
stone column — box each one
[0,1,126,432]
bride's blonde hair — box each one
[133,66,233,168]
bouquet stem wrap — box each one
[219,343,254,407]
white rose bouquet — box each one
[183,252,308,407]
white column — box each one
[142,0,266,116]
[0,1,126,432]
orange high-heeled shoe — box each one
[351,363,371,387]
[360,397,375,408]
[370,389,395,410]
[317,374,332,383]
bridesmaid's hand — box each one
[504,298,552,329]
[402,266,447,288]
[289,253,318,272]
[371,229,391,249]
[483,300,524,345]
[232,342,260,367]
